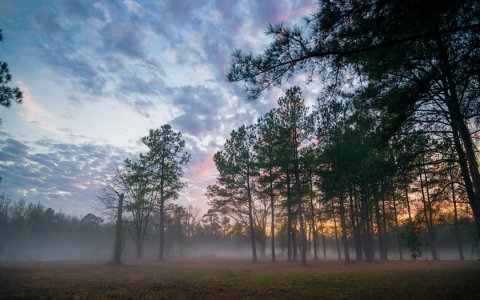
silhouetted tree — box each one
[276,86,314,265]
[0,29,23,183]
[208,125,259,262]
[0,29,22,117]
[255,111,282,262]
[141,124,190,261]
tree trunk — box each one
[392,196,403,260]
[375,197,386,261]
[136,237,143,259]
[287,170,293,262]
[318,206,327,259]
[294,158,307,265]
[159,198,165,261]
[259,238,266,257]
[338,193,350,263]
[247,176,258,263]
[322,234,327,259]
[450,173,465,260]
[405,182,413,223]
[309,173,318,260]
[269,168,276,262]
[381,197,388,260]
[419,165,438,260]
[350,188,363,261]
[360,191,374,261]
[113,193,124,265]
[292,217,298,261]
[331,199,341,261]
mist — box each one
[1,199,477,262]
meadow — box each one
[1,259,479,299]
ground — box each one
[0,259,479,299]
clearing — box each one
[0,259,479,299]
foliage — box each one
[402,221,423,260]
[0,29,22,113]
[228,0,480,240]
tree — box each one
[228,0,480,238]
[0,29,22,183]
[302,147,319,260]
[99,168,128,264]
[255,111,282,262]
[122,158,157,259]
[202,209,221,236]
[0,29,22,116]
[112,193,125,265]
[208,125,259,262]
[81,213,103,227]
[276,86,314,265]
[141,124,190,261]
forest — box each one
[1,0,480,298]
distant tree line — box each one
[0,194,112,261]
[220,0,480,264]
[0,193,243,261]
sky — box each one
[0,0,316,218]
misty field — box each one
[1,259,479,299]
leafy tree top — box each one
[227,0,480,100]
[0,29,23,111]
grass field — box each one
[1,259,479,299]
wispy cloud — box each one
[0,138,128,215]
[1,0,316,215]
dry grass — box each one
[1,259,479,299]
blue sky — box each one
[0,0,315,217]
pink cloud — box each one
[187,150,217,182]
[275,1,316,22]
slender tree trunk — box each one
[292,217,298,261]
[392,196,403,260]
[113,193,124,265]
[331,199,341,261]
[259,238,266,257]
[405,182,413,223]
[419,166,438,260]
[424,168,438,261]
[159,198,165,261]
[352,188,363,261]
[247,176,258,263]
[361,191,374,261]
[318,206,327,259]
[322,234,327,259]
[450,173,465,260]
[136,230,143,259]
[158,169,166,261]
[350,188,362,261]
[269,168,276,262]
[338,193,350,263]
[294,158,307,265]
[381,196,388,260]
[305,220,313,255]
[375,197,385,261]
[369,201,376,260]
[309,173,318,260]
[287,170,293,262]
